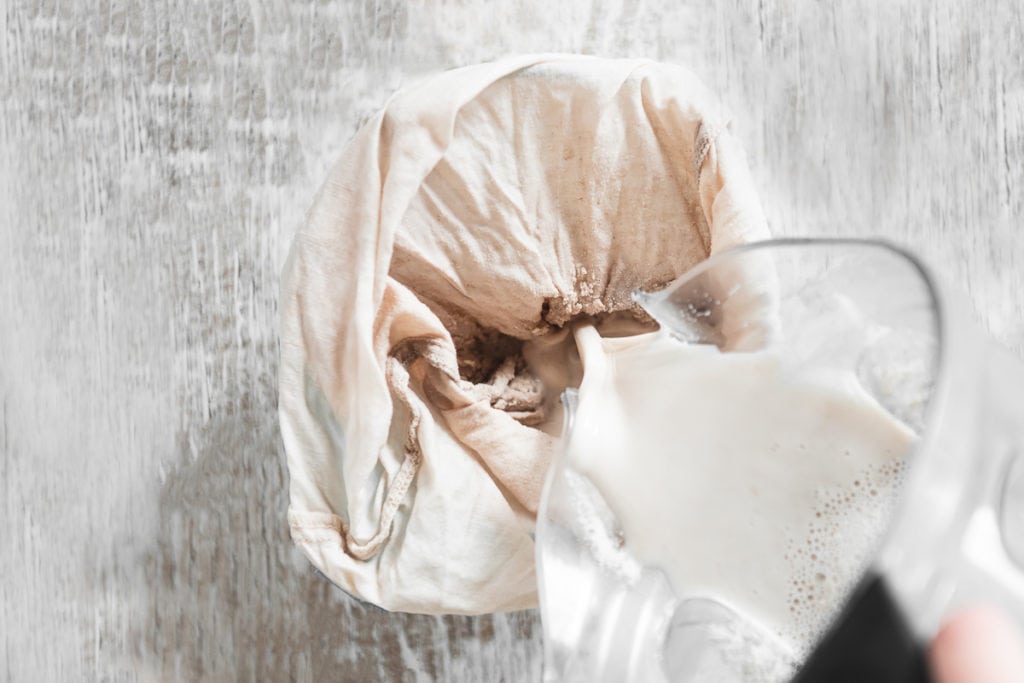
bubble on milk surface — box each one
[784,458,907,650]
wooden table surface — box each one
[3,0,1023,680]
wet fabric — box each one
[279,54,769,614]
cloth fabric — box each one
[279,54,769,614]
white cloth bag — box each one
[279,54,769,614]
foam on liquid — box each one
[568,329,914,663]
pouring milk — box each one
[566,323,914,658]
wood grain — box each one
[2,0,1023,680]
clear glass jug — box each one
[536,239,1024,682]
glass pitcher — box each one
[535,239,1024,682]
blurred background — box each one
[2,0,1023,679]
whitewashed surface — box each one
[2,0,1024,680]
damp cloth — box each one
[279,54,769,614]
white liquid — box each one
[568,328,914,656]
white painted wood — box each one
[2,0,1022,679]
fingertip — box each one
[929,606,1024,683]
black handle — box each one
[791,572,930,683]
